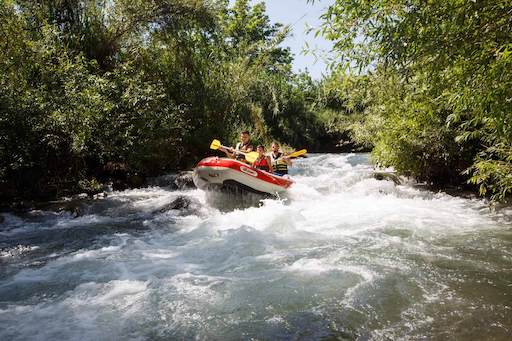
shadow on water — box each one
[203,182,286,212]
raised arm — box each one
[219,146,235,159]
[282,155,292,166]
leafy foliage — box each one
[320,0,512,200]
[0,0,336,201]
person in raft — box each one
[220,130,254,161]
[252,145,273,172]
[270,141,292,176]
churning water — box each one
[1,154,511,340]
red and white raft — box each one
[193,157,293,196]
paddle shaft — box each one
[219,144,248,156]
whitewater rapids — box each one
[1,154,511,340]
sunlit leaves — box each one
[0,0,329,199]
[320,0,512,200]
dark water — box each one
[1,154,511,340]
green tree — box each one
[319,0,512,200]
[0,0,337,202]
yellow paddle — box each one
[210,139,259,163]
[209,139,222,150]
[287,149,307,158]
[244,152,259,163]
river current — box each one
[1,154,511,340]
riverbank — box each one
[0,140,364,209]
[3,149,507,214]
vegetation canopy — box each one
[318,0,512,201]
[0,0,346,202]
[1,0,510,202]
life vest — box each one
[253,157,270,172]
[270,152,288,174]
[235,142,253,161]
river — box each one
[1,154,511,340]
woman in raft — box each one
[252,145,273,173]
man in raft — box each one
[219,130,254,161]
[252,145,274,173]
[270,141,292,176]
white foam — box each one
[1,153,510,340]
[0,245,39,258]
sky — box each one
[231,0,336,79]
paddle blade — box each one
[288,149,307,158]
[210,139,221,150]
[245,151,259,163]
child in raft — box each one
[252,145,273,173]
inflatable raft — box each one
[193,157,293,196]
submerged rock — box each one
[174,171,195,190]
[159,196,191,211]
[156,195,201,216]
[373,171,401,185]
[147,172,196,190]
[46,201,83,218]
